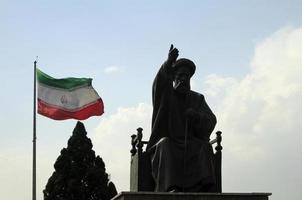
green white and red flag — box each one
[37,69,104,120]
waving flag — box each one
[37,69,104,120]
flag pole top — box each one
[34,56,38,64]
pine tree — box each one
[44,121,117,200]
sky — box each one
[1,1,302,200]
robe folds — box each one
[146,61,217,192]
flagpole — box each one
[33,59,37,200]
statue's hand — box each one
[167,44,179,63]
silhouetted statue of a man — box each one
[146,45,217,192]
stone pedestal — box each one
[113,192,271,200]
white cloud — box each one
[203,74,238,98]
[92,103,152,192]
[93,27,302,200]
[103,66,124,74]
[205,27,302,199]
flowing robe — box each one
[146,61,217,192]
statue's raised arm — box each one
[150,44,178,129]
[152,44,179,93]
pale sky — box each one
[1,1,302,200]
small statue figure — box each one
[146,45,217,192]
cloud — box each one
[205,27,302,199]
[92,103,152,192]
[93,27,302,200]
[103,66,124,74]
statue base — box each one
[112,192,271,200]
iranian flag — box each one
[37,69,104,120]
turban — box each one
[172,58,196,77]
